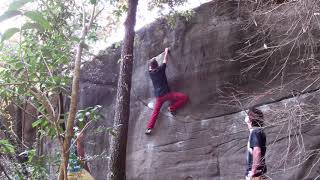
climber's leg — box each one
[147,97,165,129]
[167,92,188,112]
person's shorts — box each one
[67,169,94,180]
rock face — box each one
[79,1,320,180]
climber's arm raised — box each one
[163,47,169,64]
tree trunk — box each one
[14,105,23,142]
[58,5,96,180]
[14,105,29,177]
[58,35,84,180]
[107,0,138,179]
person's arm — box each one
[163,48,169,64]
[76,134,90,173]
[252,146,262,175]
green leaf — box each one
[32,118,44,128]
[24,11,51,30]
[47,127,56,138]
[0,140,15,154]
[90,0,97,5]
[1,28,20,42]
[8,0,34,10]
[0,10,22,22]
[27,149,36,163]
[22,22,43,31]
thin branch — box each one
[28,88,55,122]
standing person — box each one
[145,47,188,135]
[245,107,267,180]
[67,131,94,180]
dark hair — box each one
[149,58,158,69]
[248,107,264,127]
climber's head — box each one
[245,107,264,128]
[149,58,159,70]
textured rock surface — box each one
[79,1,320,179]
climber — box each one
[67,130,94,180]
[245,107,267,180]
[145,47,188,135]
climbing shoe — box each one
[145,128,152,135]
[168,107,176,116]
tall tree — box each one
[107,0,139,179]
[58,3,97,180]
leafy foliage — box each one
[164,9,194,28]
[1,28,20,42]
[24,11,51,30]
[148,0,188,9]
[0,140,15,154]
[0,0,88,178]
[76,105,103,129]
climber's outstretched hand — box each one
[165,47,169,54]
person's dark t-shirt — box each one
[246,128,267,177]
[149,63,170,97]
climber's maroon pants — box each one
[147,92,188,129]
